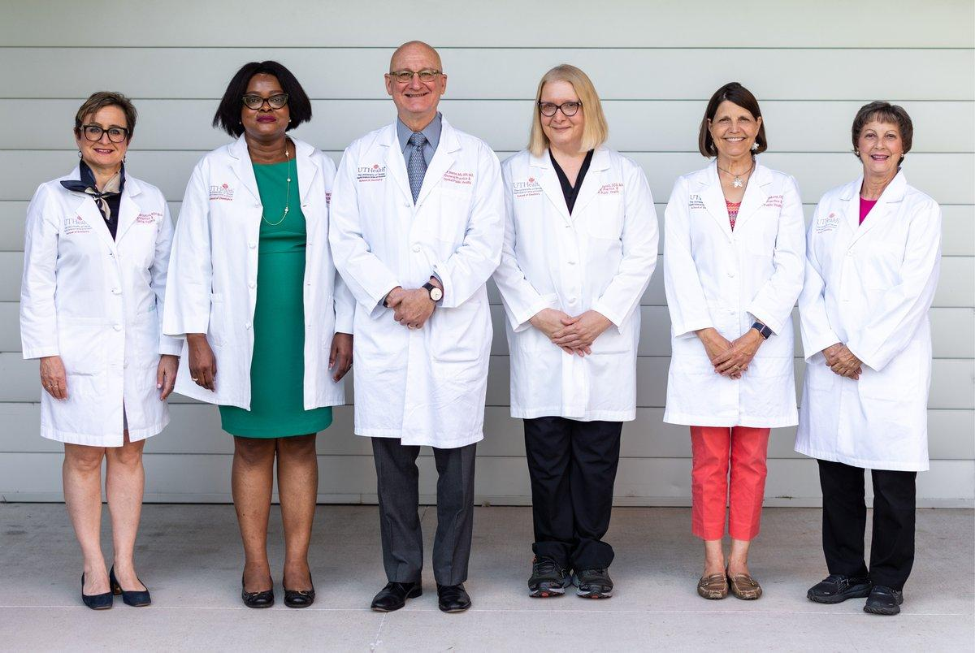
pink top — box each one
[859,197,878,224]
[727,200,741,231]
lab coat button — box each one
[245,322,252,330]
[112,287,121,295]
[727,271,736,278]
[249,282,256,289]
[568,260,576,265]
[568,297,577,304]
[412,244,421,253]
[248,241,257,249]
[113,324,122,331]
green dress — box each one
[219,161,333,438]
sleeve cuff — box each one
[22,346,60,360]
[367,283,400,319]
[511,294,560,333]
[158,336,184,357]
[746,308,783,337]
[671,317,713,339]
[590,300,625,332]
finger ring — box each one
[191,377,199,382]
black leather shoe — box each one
[806,574,872,604]
[241,574,274,609]
[436,583,472,613]
[864,585,904,615]
[528,557,569,598]
[284,574,315,609]
[572,568,614,599]
[110,566,151,607]
[371,581,421,612]
[81,573,113,610]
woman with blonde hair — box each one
[494,64,658,599]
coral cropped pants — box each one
[690,426,770,541]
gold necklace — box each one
[716,158,754,189]
[261,145,293,226]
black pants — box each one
[524,417,622,570]
[818,458,917,590]
[372,438,477,587]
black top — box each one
[550,149,594,215]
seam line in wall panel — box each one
[1,46,973,51]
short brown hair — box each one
[851,101,913,161]
[698,82,767,158]
[74,91,137,141]
[528,65,609,156]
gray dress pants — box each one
[371,437,477,586]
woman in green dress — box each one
[164,61,354,609]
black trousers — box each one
[818,458,917,590]
[372,438,477,587]
[524,417,622,570]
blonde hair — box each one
[528,65,608,156]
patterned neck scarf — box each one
[60,161,125,223]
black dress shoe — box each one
[807,574,872,604]
[371,581,421,612]
[241,574,274,609]
[864,585,904,616]
[81,573,113,610]
[110,566,151,607]
[284,574,315,609]
[436,583,472,613]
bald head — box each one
[389,41,442,72]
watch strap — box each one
[751,321,772,339]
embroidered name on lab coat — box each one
[689,194,706,210]
[763,195,784,208]
[443,170,474,186]
[136,212,162,224]
[512,178,542,199]
[816,212,840,233]
[209,184,234,201]
[356,165,386,182]
[63,215,91,235]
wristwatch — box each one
[751,321,773,339]
[422,282,443,302]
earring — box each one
[288,118,292,123]
[854,149,860,156]
[77,150,82,158]
[751,141,759,151]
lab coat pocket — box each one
[58,317,107,376]
[429,302,485,364]
[858,344,919,401]
[859,242,903,290]
[586,194,624,239]
[208,292,226,346]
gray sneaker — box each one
[528,557,569,598]
[572,568,614,599]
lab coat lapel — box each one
[731,162,770,232]
[570,147,611,217]
[534,150,571,223]
[381,124,415,205]
[293,138,319,213]
[850,171,907,246]
[229,135,261,205]
[698,163,733,241]
[63,166,117,252]
[114,176,142,243]
[415,119,458,208]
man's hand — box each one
[187,333,217,391]
[530,308,588,355]
[390,288,435,329]
[712,329,765,377]
[329,333,354,381]
[40,355,68,400]
[823,343,862,379]
[156,354,179,400]
[550,310,613,356]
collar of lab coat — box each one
[379,116,463,207]
[62,165,144,251]
[694,158,772,240]
[528,146,611,221]
[839,169,907,243]
[227,135,321,207]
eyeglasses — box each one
[387,69,442,84]
[538,101,583,117]
[81,124,129,143]
[242,93,289,110]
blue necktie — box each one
[407,132,428,203]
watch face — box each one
[430,287,443,301]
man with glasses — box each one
[329,41,503,614]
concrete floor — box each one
[1,504,972,652]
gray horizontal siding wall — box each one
[0,0,972,506]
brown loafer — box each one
[697,573,728,600]
[728,573,762,600]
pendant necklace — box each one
[717,159,754,189]
[262,144,292,226]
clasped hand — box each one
[387,287,435,330]
[822,343,862,380]
[531,308,612,357]
[697,327,764,379]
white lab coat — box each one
[328,118,504,448]
[663,161,806,428]
[493,148,658,421]
[796,172,941,472]
[163,136,354,410]
[20,169,181,446]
